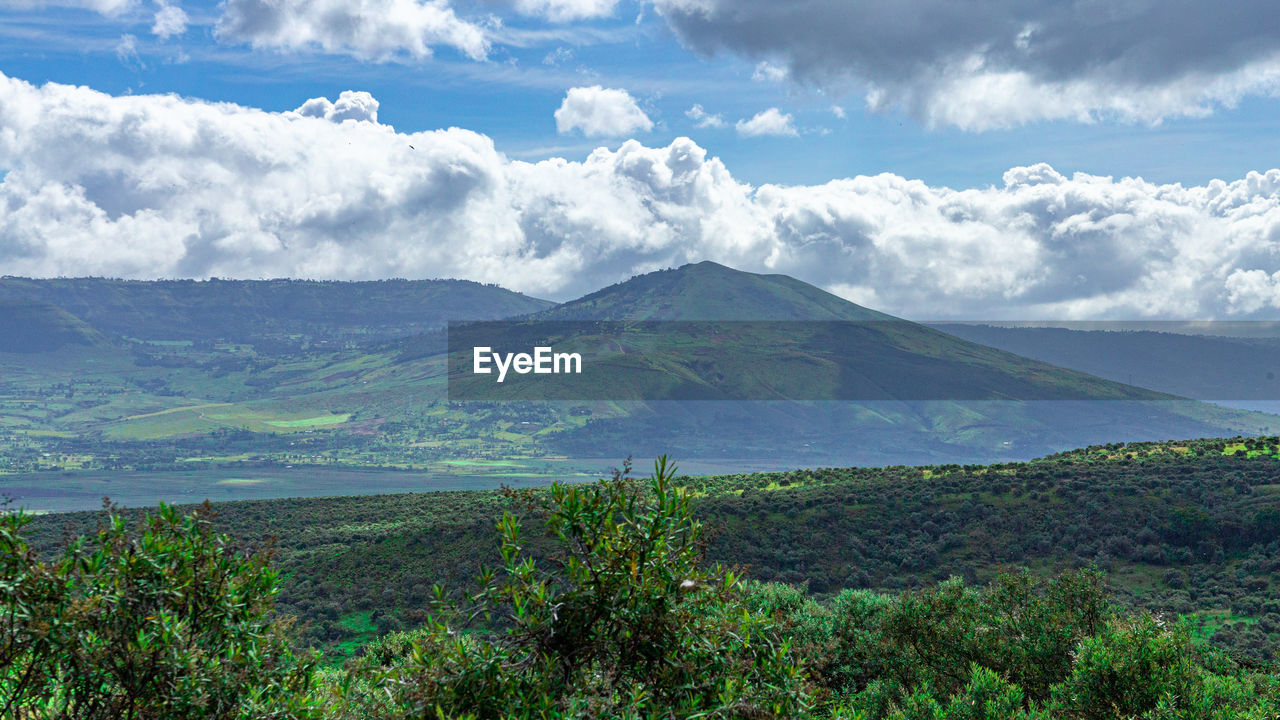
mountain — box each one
[0,277,553,350]
[428,262,1275,464]
[452,262,1164,402]
[0,299,104,353]
[930,323,1280,404]
[2,263,1276,508]
[534,261,893,321]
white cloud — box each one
[735,107,796,137]
[684,103,724,128]
[84,0,134,12]
[1225,270,1280,315]
[882,58,1280,131]
[654,0,1280,130]
[554,86,653,137]
[214,0,489,62]
[6,72,1280,318]
[513,0,617,22]
[751,61,787,83]
[291,91,380,123]
[830,105,845,119]
[151,2,188,39]
[115,33,139,63]
[13,0,138,15]
[542,47,573,66]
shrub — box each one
[1,502,320,719]
[347,457,812,719]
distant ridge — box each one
[931,323,1280,403]
[0,277,553,349]
[0,299,103,353]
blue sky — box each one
[1,0,1279,319]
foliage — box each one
[1,502,320,719]
[339,457,811,719]
[29,437,1279,664]
[10,454,1280,719]
[778,573,1280,719]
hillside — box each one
[0,299,104,353]
[0,277,553,350]
[445,262,1170,402]
[932,323,1280,403]
[533,260,894,321]
[435,263,1275,463]
[24,436,1280,666]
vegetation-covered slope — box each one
[532,260,894,321]
[0,277,553,350]
[9,454,1280,718]
[0,299,103,353]
[3,264,1278,502]
[24,436,1280,667]
[933,323,1280,402]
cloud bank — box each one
[653,0,1280,129]
[3,72,1280,318]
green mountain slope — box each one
[425,262,1272,463]
[0,299,105,353]
[447,262,1169,403]
[534,261,894,321]
[0,277,553,350]
[931,323,1280,403]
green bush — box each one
[1,502,320,719]
[342,457,812,719]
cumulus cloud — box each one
[291,91,380,123]
[1225,270,1280,314]
[554,86,653,137]
[6,72,1280,317]
[735,107,796,137]
[151,1,187,39]
[214,0,489,61]
[512,0,617,22]
[653,0,1280,130]
[685,103,725,128]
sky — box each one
[1,0,1280,319]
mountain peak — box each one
[534,262,892,321]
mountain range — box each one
[0,262,1276,511]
